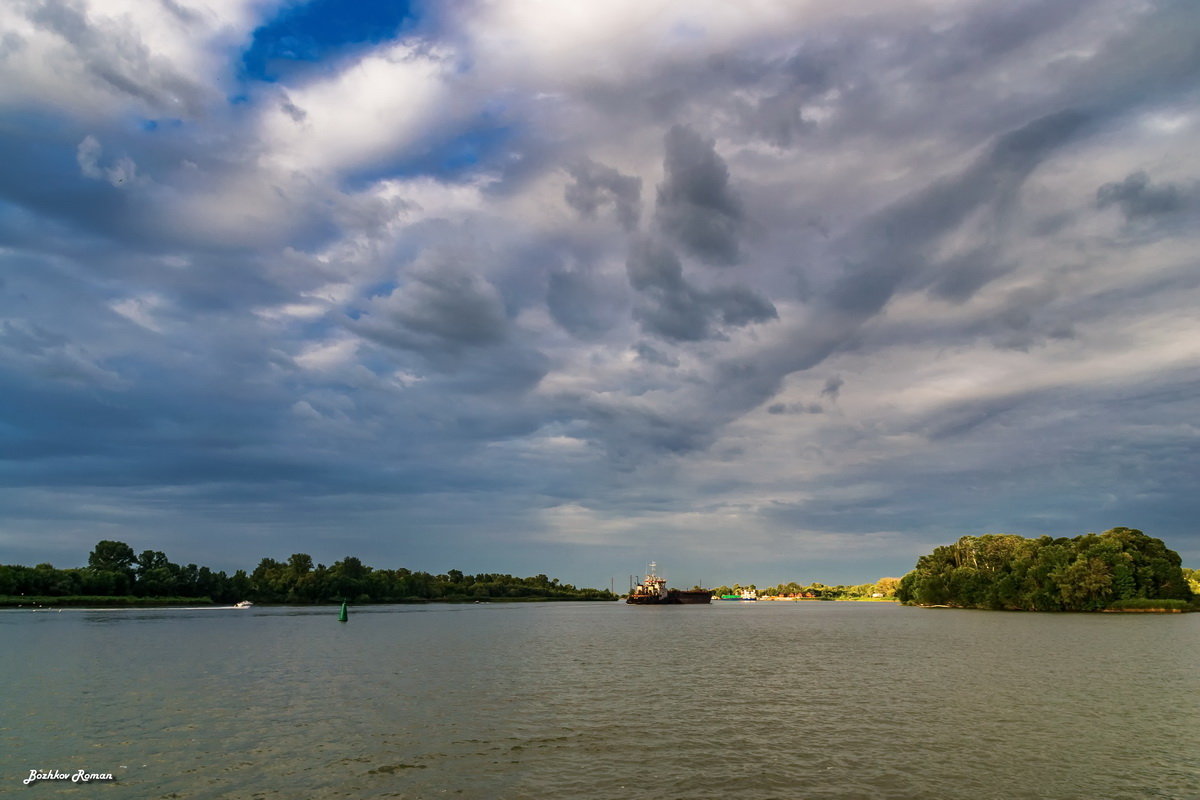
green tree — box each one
[899,528,1192,611]
[288,553,314,577]
[874,577,901,597]
[87,540,137,576]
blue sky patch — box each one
[241,0,419,83]
[343,115,515,190]
[138,118,183,132]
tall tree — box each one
[87,540,136,575]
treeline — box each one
[0,541,247,603]
[896,527,1195,611]
[248,554,615,603]
[710,578,901,599]
[0,540,616,605]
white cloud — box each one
[0,0,262,118]
[110,294,165,331]
[77,135,139,187]
[295,337,360,372]
[257,42,458,177]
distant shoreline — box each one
[757,596,898,602]
[0,595,215,608]
[0,595,616,609]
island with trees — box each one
[896,527,1197,612]
[0,540,617,606]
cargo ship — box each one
[626,563,713,605]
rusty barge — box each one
[626,563,713,605]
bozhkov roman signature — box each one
[24,769,114,785]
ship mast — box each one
[646,561,667,598]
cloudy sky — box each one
[2,0,1198,587]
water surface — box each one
[2,601,1196,799]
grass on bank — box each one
[1104,598,1195,612]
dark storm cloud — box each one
[1096,171,1197,221]
[566,0,1096,158]
[0,318,127,392]
[625,241,710,342]
[864,276,1076,354]
[699,48,837,148]
[632,341,679,368]
[0,327,309,491]
[1,275,543,507]
[915,393,1026,442]
[625,239,775,342]
[353,262,509,353]
[655,108,1096,435]
[767,368,1200,548]
[1070,1,1200,120]
[925,247,1011,305]
[0,119,136,244]
[0,112,344,261]
[716,284,780,327]
[563,158,642,230]
[546,265,626,339]
[389,270,508,346]
[912,0,1093,80]
[345,250,554,396]
[763,374,840,415]
[984,284,1076,351]
[433,343,551,396]
[577,396,717,462]
[655,125,743,266]
[830,109,1090,316]
[767,402,823,415]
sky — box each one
[1,0,1198,589]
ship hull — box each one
[626,594,672,604]
[626,589,713,604]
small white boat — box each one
[233,600,253,609]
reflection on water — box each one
[2,602,1197,799]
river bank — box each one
[0,594,620,609]
[0,595,214,608]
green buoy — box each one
[338,601,348,622]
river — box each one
[1,601,1197,799]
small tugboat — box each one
[626,563,713,605]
